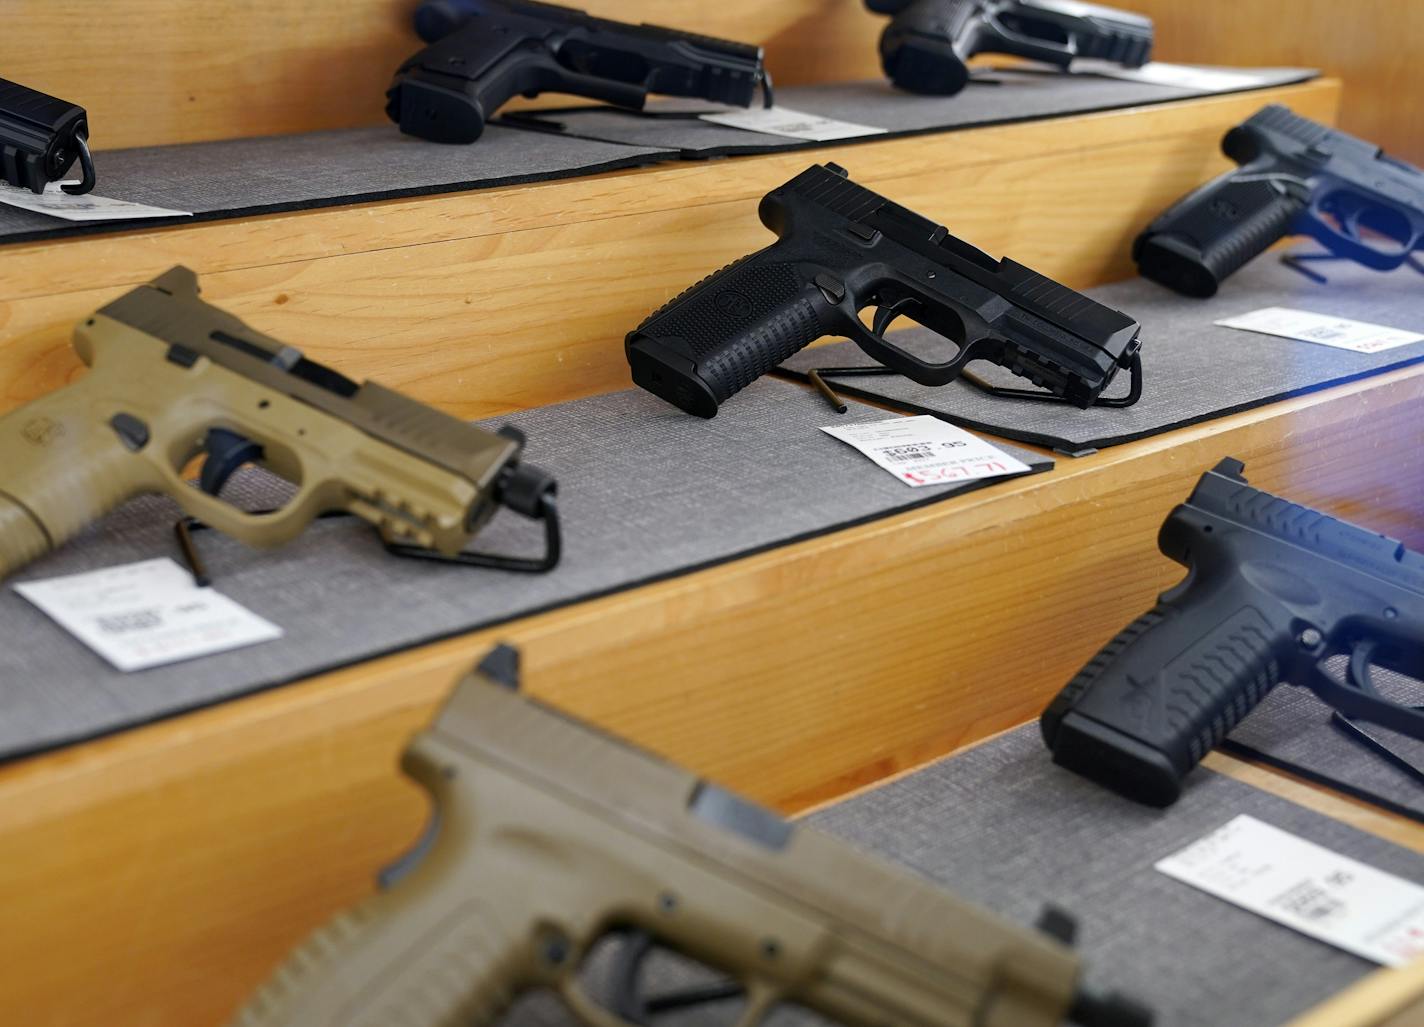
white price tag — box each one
[1216,307,1424,354]
[699,106,886,142]
[822,415,1030,488]
[14,558,282,671]
[0,180,191,222]
[1078,61,1276,91]
[1156,815,1424,966]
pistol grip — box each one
[625,246,836,416]
[1041,597,1287,805]
[230,894,528,1027]
[1134,166,1309,296]
[878,0,981,95]
[0,395,156,580]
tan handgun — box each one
[231,647,1152,1027]
[0,267,557,580]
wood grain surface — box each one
[0,82,1340,421]
[1130,0,1424,164]
[0,0,879,150]
[1282,957,1424,1027]
[0,6,1419,1020]
[0,1,1415,161]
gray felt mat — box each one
[0,66,1314,246]
[0,124,673,245]
[779,251,1424,454]
[500,725,1421,1027]
[510,67,1316,157]
[0,379,1049,761]
[805,726,1421,1027]
[1226,667,1424,824]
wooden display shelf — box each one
[1,56,1419,1027]
[2,359,1422,1027]
[2,2,1416,164]
[0,0,890,151]
[1,81,1338,422]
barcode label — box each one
[0,180,192,222]
[96,609,162,635]
[882,445,936,464]
[699,106,886,142]
[821,415,1032,489]
[1272,881,1345,923]
[14,558,281,671]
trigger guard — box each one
[849,316,988,388]
[1301,203,1410,272]
[982,13,1077,66]
[198,429,264,496]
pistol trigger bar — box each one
[197,428,264,496]
[173,428,266,587]
[606,929,745,1025]
[871,295,919,338]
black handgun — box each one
[388,0,769,144]
[0,77,95,195]
[626,163,1142,418]
[1135,105,1424,296]
[1041,458,1424,806]
[865,0,1153,96]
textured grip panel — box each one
[1135,174,1307,296]
[628,250,828,413]
[0,400,147,581]
[231,903,379,1027]
[1042,602,1284,805]
[229,897,521,1027]
[1042,608,1165,737]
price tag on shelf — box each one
[1156,814,1424,967]
[1216,307,1424,354]
[822,415,1030,487]
[700,106,886,142]
[0,180,191,222]
[1079,61,1280,91]
[14,558,281,671]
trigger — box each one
[199,428,264,496]
[871,296,920,338]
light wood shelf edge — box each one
[0,82,1343,423]
[1282,958,1424,1027]
[0,80,1340,302]
[1,360,1419,1027]
[3,358,1420,833]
